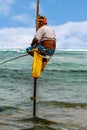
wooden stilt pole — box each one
[33,78,37,117]
[33,0,40,117]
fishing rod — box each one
[36,0,39,31]
[0,53,28,65]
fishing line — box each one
[0,49,25,61]
[0,53,11,61]
[0,53,29,65]
[14,43,30,46]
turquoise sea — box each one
[0,49,87,130]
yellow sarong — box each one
[32,51,44,78]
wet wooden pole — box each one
[33,78,37,117]
[33,0,40,117]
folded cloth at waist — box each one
[40,40,56,50]
[37,45,55,56]
[26,45,55,56]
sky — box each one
[0,0,87,49]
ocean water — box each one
[0,49,87,130]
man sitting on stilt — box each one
[26,15,56,71]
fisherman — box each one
[26,15,56,57]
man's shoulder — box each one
[38,25,54,33]
[41,25,48,29]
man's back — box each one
[35,25,56,42]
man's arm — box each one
[31,38,38,47]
